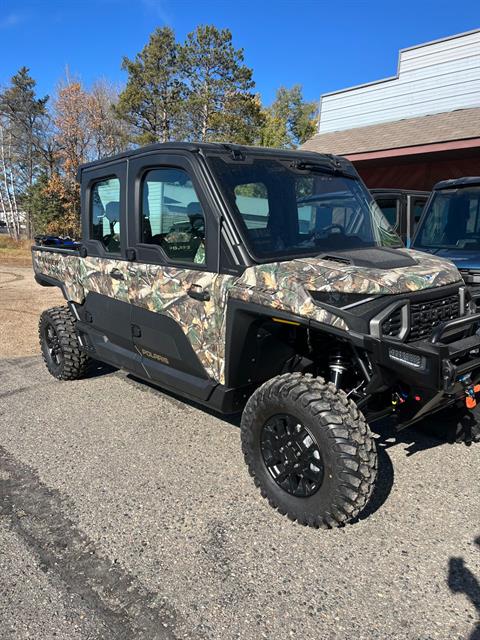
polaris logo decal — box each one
[140,348,169,365]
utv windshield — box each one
[208,156,401,260]
[413,187,480,251]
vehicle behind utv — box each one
[412,177,480,305]
[32,143,480,528]
[370,188,429,246]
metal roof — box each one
[433,176,480,190]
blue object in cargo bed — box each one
[34,235,80,249]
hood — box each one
[238,247,461,297]
[416,247,480,272]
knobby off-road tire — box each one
[39,306,90,380]
[241,373,377,528]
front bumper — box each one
[352,313,480,425]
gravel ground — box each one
[0,265,62,357]
[1,264,480,640]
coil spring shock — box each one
[329,350,348,388]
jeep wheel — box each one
[241,373,377,528]
[39,306,90,380]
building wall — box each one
[356,152,480,191]
[319,30,480,134]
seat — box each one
[104,201,120,252]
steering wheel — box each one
[189,214,205,240]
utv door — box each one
[128,154,220,401]
[78,162,143,374]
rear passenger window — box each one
[91,177,121,253]
[141,168,205,265]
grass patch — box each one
[0,235,33,266]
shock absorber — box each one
[329,350,348,388]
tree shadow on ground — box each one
[448,536,480,640]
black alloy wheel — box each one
[260,414,324,497]
[44,322,64,368]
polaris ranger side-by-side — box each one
[32,143,480,528]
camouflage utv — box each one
[32,143,480,528]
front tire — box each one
[39,306,90,380]
[241,373,377,528]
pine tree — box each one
[115,27,185,144]
[180,25,261,143]
[0,67,50,236]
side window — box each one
[141,168,205,265]
[412,198,427,227]
[234,182,269,230]
[375,198,399,230]
[91,177,121,252]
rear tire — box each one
[39,306,90,380]
[241,373,377,528]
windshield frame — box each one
[205,152,403,264]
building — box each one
[302,30,480,190]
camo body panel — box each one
[234,250,461,297]
[32,248,461,384]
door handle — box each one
[187,284,210,302]
[110,268,125,281]
[131,324,142,338]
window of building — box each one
[141,168,206,265]
[91,177,121,252]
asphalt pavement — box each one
[1,353,480,640]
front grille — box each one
[381,307,402,337]
[407,294,460,342]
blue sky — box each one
[0,0,478,105]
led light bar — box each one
[388,348,424,369]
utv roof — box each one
[77,141,353,177]
[433,177,480,190]
[370,188,430,196]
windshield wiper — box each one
[291,160,357,179]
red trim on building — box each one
[344,138,480,162]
